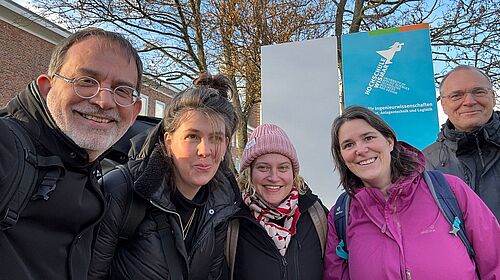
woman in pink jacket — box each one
[324,106,499,280]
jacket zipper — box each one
[281,257,288,279]
[68,171,107,280]
[293,241,300,280]
[393,189,402,228]
[473,133,486,168]
[149,200,184,235]
[150,199,218,263]
[242,215,291,279]
[472,134,484,193]
[393,188,408,280]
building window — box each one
[155,100,165,118]
[139,95,149,116]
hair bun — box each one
[193,72,231,99]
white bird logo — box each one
[376,42,404,64]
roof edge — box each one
[0,0,70,44]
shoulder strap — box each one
[0,118,38,230]
[0,118,64,230]
[101,164,147,240]
[225,219,239,280]
[30,155,65,201]
[424,170,475,259]
[308,200,327,256]
[333,192,350,260]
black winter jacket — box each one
[88,124,240,280]
[0,83,106,280]
[229,189,326,280]
[423,111,500,221]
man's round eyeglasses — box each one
[441,87,493,102]
[53,73,140,107]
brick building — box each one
[0,0,175,116]
[1,0,260,165]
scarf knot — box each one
[243,188,300,256]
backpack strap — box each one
[225,219,240,280]
[0,119,64,230]
[30,155,65,201]
[100,164,147,240]
[333,192,350,260]
[308,200,327,256]
[331,173,475,264]
[424,170,475,259]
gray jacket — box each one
[423,111,500,221]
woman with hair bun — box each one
[88,73,240,280]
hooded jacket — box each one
[229,189,326,280]
[88,123,240,280]
[423,111,500,221]
[323,143,500,280]
[0,82,106,280]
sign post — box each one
[342,23,438,150]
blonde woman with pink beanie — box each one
[224,124,328,280]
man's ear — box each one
[129,99,143,126]
[37,74,52,100]
[440,98,449,116]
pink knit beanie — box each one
[239,124,299,174]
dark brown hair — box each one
[331,106,419,195]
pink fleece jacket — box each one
[324,146,500,280]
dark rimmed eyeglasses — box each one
[53,73,140,107]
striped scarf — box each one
[243,188,301,256]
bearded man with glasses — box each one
[0,27,142,279]
[423,65,499,221]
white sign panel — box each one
[261,37,342,208]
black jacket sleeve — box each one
[88,169,131,280]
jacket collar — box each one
[439,111,500,148]
[1,82,94,168]
[133,145,175,210]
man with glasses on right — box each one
[423,65,499,221]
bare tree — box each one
[34,0,212,85]
[331,0,499,86]
[205,0,334,156]
[430,0,499,83]
[33,0,334,157]
[32,0,499,155]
